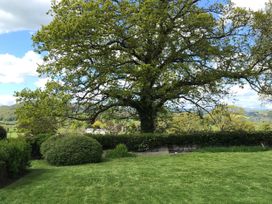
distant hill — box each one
[0,105,17,122]
[246,110,272,122]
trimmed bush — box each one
[0,138,31,178]
[105,144,136,159]
[41,135,103,166]
[24,133,52,159]
[88,131,272,151]
[40,135,63,157]
[0,126,7,140]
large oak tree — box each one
[18,0,272,133]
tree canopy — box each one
[17,0,272,132]
[15,83,70,135]
[207,105,255,132]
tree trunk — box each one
[138,108,157,133]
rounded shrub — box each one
[0,126,7,140]
[41,135,103,166]
[105,144,135,159]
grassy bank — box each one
[1,151,272,203]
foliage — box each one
[157,111,211,133]
[251,0,272,96]
[41,135,102,166]
[2,152,272,203]
[57,120,87,136]
[89,131,272,151]
[97,107,140,134]
[89,133,159,152]
[256,122,272,131]
[101,118,139,134]
[24,133,52,159]
[157,105,260,133]
[105,144,135,159]
[92,120,106,129]
[40,135,62,158]
[23,0,272,133]
[15,86,70,135]
[207,105,256,132]
[0,138,31,178]
[0,126,7,140]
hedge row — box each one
[87,131,272,151]
[0,138,31,185]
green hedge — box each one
[87,131,272,151]
[0,138,31,179]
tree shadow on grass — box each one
[0,168,56,189]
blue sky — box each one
[0,0,270,110]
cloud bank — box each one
[232,0,269,11]
[0,95,16,106]
[0,0,269,34]
[0,51,42,84]
[0,0,51,33]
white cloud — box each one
[0,0,51,33]
[0,51,42,84]
[0,95,16,106]
[224,84,270,110]
[35,77,49,89]
[232,0,269,11]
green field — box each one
[0,122,18,138]
[1,151,272,204]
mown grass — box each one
[194,145,270,153]
[0,122,18,138]
[1,151,272,204]
[7,130,18,138]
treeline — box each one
[94,105,272,134]
[2,103,272,135]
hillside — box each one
[246,110,272,122]
[0,105,17,122]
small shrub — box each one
[105,144,136,159]
[0,126,7,140]
[0,138,31,178]
[41,135,103,166]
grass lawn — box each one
[1,151,272,204]
[7,130,18,138]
